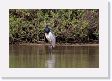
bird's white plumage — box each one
[45,31,56,48]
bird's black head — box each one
[45,25,50,34]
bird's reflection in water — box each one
[45,47,55,68]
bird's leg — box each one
[48,45,53,54]
[49,45,52,50]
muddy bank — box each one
[10,43,99,46]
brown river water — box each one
[9,44,99,68]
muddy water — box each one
[9,44,99,68]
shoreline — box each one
[10,43,99,46]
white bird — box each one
[45,25,56,49]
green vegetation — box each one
[9,9,99,44]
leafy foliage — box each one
[9,9,99,44]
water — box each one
[9,44,99,68]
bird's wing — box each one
[49,32,56,47]
[45,33,51,42]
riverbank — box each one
[10,43,99,46]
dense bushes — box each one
[9,9,99,44]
